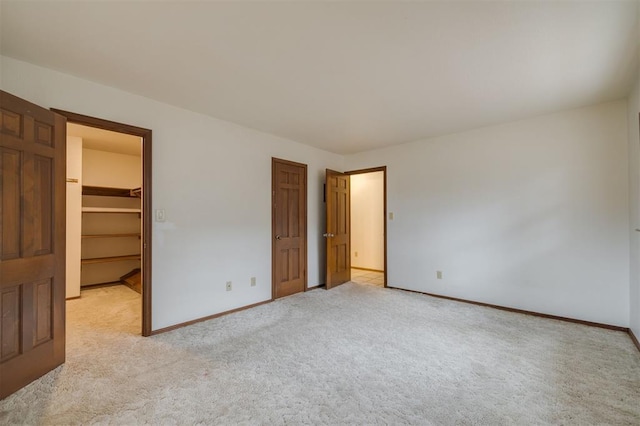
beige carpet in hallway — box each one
[1,283,639,425]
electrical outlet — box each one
[436,271,443,279]
[355,251,358,258]
[389,212,394,220]
[250,277,256,287]
[226,281,232,291]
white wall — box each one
[82,148,142,188]
[0,56,343,330]
[2,55,632,330]
[629,73,640,339]
[346,100,630,327]
[351,171,384,270]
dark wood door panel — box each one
[1,108,23,137]
[33,278,53,346]
[34,121,53,147]
[0,278,55,358]
[1,96,57,127]
[1,285,21,362]
[272,158,307,299]
[0,90,65,399]
[1,148,22,260]
[325,170,350,289]
[32,155,54,256]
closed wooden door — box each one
[0,91,66,399]
[272,158,307,298]
[325,169,350,288]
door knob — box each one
[275,235,281,240]
[323,233,335,237]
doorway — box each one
[323,166,387,289]
[347,167,387,287]
[53,109,153,336]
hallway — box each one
[351,268,384,287]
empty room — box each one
[0,1,639,424]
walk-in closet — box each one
[66,124,143,300]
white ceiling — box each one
[68,123,141,157]
[2,1,638,154]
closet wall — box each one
[81,148,142,287]
[83,149,141,188]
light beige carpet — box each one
[1,283,639,425]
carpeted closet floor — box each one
[1,282,639,425]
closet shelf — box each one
[82,207,141,213]
[83,185,141,198]
[82,233,141,239]
[81,255,141,265]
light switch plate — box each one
[155,209,166,222]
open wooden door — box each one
[0,91,66,399]
[325,169,350,289]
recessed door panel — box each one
[33,278,53,346]
[33,155,53,256]
[1,285,21,362]
[1,148,22,260]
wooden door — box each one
[272,158,307,299]
[0,91,66,399]
[325,169,350,289]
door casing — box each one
[51,109,153,337]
